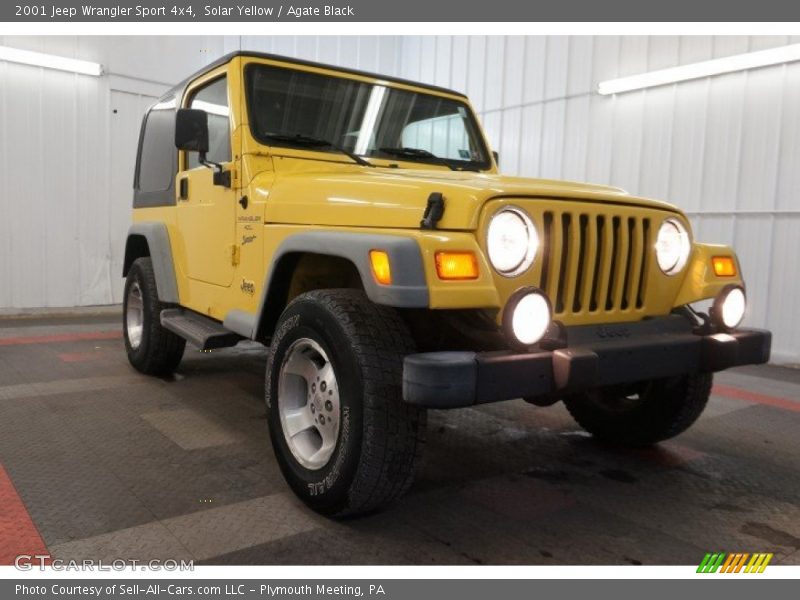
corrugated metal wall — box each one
[399,36,800,364]
[0,35,798,362]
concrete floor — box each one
[0,313,798,566]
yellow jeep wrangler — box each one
[124,51,771,516]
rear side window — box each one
[187,76,231,169]
[137,99,176,193]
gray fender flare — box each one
[123,222,179,304]
[225,231,430,340]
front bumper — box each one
[402,316,771,408]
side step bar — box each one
[160,308,242,351]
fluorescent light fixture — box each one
[598,43,800,95]
[0,45,102,76]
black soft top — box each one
[159,50,466,103]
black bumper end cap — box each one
[403,352,477,408]
[552,348,600,391]
[701,333,739,372]
[701,329,772,371]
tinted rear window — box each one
[137,99,176,192]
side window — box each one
[137,99,176,192]
[187,76,231,170]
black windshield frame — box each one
[243,63,492,171]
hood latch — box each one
[420,192,445,230]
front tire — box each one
[123,257,185,376]
[265,289,426,517]
[563,373,713,446]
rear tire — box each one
[265,289,426,517]
[563,373,713,446]
[123,257,185,376]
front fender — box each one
[672,243,744,307]
[269,231,430,308]
[235,231,430,341]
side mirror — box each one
[175,108,209,153]
[492,150,500,167]
[174,108,230,188]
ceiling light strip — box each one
[598,43,800,95]
[0,45,103,76]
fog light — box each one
[503,287,552,348]
[711,285,746,331]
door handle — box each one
[179,177,189,200]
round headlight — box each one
[655,218,691,275]
[487,207,538,276]
[711,285,746,331]
[502,287,552,348]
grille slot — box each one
[540,210,651,315]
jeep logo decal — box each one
[240,279,255,295]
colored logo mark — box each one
[697,552,773,573]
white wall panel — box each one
[399,35,800,363]
[539,100,566,179]
[466,36,486,112]
[503,37,525,108]
[523,37,547,105]
[668,78,708,212]
[561,95,590,183]
[767,217,800,361]
[519,104,543,178]
[450,37,469,95]
[433,36,451,88]
[609,91,644,191]
[777,62,800,211]
[499,107,521,176]
[567,37,594,96]
[483,37,505,112]
[544,36,569,101]
[0,35,403,310]
[737,68,782,212]
[700,72,745,212]
[638,85,675,200]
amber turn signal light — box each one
[369,250,392,285]
[435,251,480,280]
[712,256,736,277]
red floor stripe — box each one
[713,384,800,413]
[0,330,121,347]
[0,464,49,566]
[57,351,104,363]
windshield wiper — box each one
[264,133,374,167]
[378,147,478,171]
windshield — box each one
[244,63,491,170]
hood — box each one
[261,166,682,230]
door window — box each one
[186,76,232,169]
